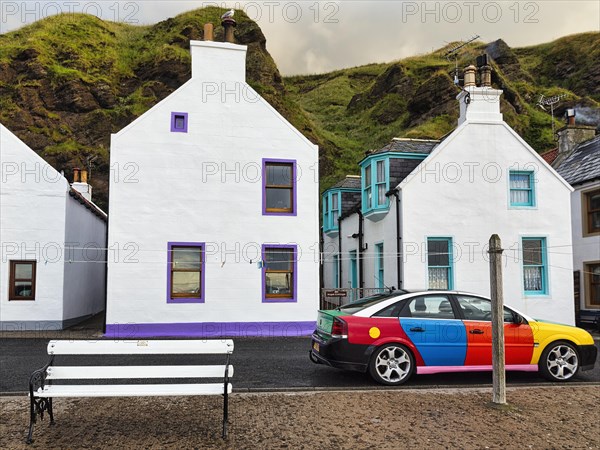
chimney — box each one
[463,65,477,87]
[556,109,596,156]
[203,23,214,41]
[221,16,236,43]
[71,168,93,201]
[189,37,247,83]
[476,54,492,87]
[457,64,503,125]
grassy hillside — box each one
[1,10,598,205]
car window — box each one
[399,295,456,319]
[456,296,515,323]
[372,300,405,317]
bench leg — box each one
[26,396,36,444]
[48,398,55,425]
[26,397,52,444]
[222,391,229,439]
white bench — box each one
[27,339,234,444]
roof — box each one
[541,148,558,166]
[556,135,600,186]
[370,138,441,156]
[69,188,108,222]
[330,175,361,190]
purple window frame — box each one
[262,158,297,216]
[167,242,205,303]
[170,112,188,133]
[262,244,298,303]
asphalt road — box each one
[1,337,598,393]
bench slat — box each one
[47,365,233,380]
[34,383,232,397]
[47,339,234,355]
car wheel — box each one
[539,341,579,382]
[369,344,414,386]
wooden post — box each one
[488,234,506,404]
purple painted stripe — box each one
[417,364,538,375]
[105,321,316,338]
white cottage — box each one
[322,63,575,324]
[0,124,107,330]
[105,23,319,338]
[551,117,599,327]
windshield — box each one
[338,290,407,314]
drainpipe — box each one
[338,217,343,288]
[387,188,403,290]
[358,210,365,297]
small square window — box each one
[509,171,535,207]
[171,112,188,133]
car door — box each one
[455,295,534,366]
[399,294,467,366]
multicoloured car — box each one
[309,290,598,385]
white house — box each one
[322,63,576,324]
[551,117,599,326]
[105,22,319,338]
[0,124,107,331]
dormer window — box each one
[171,112,188,133]
[361,156,390,220]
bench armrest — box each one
[29,356,54,397]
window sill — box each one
[264,211,297,217]
[363,207,389,222]
[509,205,537,210]
[263,297,297,303]
[167,298,204,304]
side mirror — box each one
[512,313,524,325]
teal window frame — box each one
[361,156,390,214]
[375,243,384,290]
[426,237,454,290]
[509,171,536,207]
[332,254,339,289]
[522,237,548,295]
[322,190,341,233]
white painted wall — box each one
[1,124,107,330]
[571,181,600,310]
[0,124,67,328]
[62,194,107,322]
[107,41,319,327]
[400,120,574,324]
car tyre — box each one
[369,344,415,386]
[539,340,580,382]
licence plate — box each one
[313,342,319,352]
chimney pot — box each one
[73,168,81,183]
[80,169,88,184]
[221,17,236,43]
[203,23,214,41]
[566,108,576,126]
[463,65,477,87]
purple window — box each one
[262,244,297,303]
[262,159,297,216]
[171,112,188,133]
[167,242,205,303]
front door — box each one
[349,251,358,301]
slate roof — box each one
[370,138,440,155]
[330,175,361,190]
[556,135,600,186]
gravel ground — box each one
[2,386,599,449]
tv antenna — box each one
[537,94,567,135]
[443,35,480,85]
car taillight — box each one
[331,318,348,338]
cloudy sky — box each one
[1,1,599,74]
